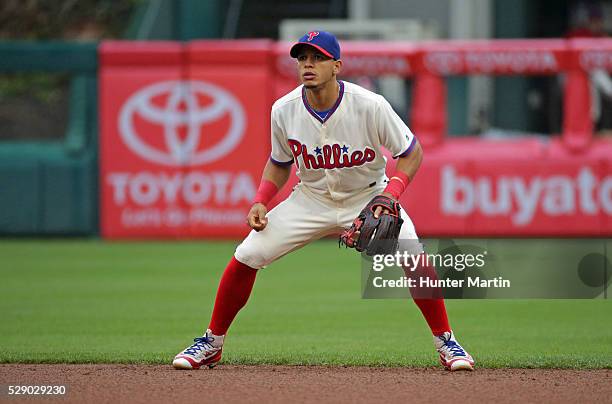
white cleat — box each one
[434,331,475,371]
[172,329,224,370]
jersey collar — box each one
[301,80,344,124]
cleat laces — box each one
[183,335,215,356]
[442,340,467,357]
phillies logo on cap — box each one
[307,31,319,41]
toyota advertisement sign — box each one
[100,43,270,238]
[100,41,612,238]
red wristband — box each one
[384,171,410,200]
[253,180,279,207]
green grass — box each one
[0,239,610,368]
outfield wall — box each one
[98,39,612,238]
[0,43,98,236]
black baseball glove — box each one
[339,195,404,256]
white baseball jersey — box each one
[269,81,416,200]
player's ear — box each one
[333,59,343,75]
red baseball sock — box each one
[208,257,258,336]
[404,259,451,336]
[412,297,451,336]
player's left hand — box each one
[339,194,404,256]
[374,192,395,218]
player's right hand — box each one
[247,203,268,231]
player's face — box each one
[296,48,341,89]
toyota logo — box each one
[119,80,246,166]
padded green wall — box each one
[0,43,98,235]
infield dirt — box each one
[1,365,610,403]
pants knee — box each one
[234,240,268,270]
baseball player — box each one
[173,31,475,371]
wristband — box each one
[253,179,279,207]
[384,171,410,200]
